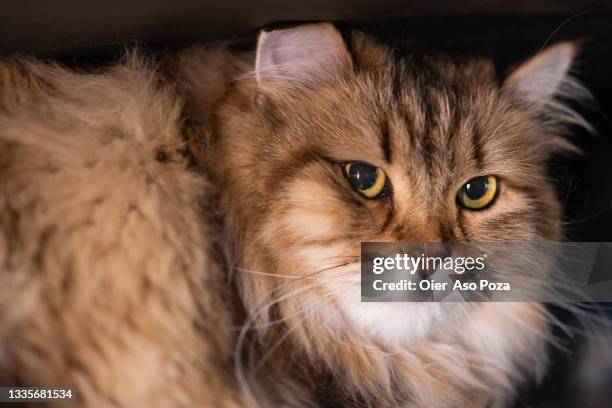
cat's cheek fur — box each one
[274,178,355,242]
[291,241,450,342]
[456,303,550,402]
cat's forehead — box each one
[290,49,509,167]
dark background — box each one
[1,2,611,407]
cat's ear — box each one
[502,41,583,106]
[255,23,352,88]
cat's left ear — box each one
[502,41,583,106]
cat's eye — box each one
[343,162,388,199]
[456,175,498,210]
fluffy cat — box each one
[0,22,589,407]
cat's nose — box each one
[417,266,432,279]
[416,243,451,279]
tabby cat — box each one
[0,22,588,407]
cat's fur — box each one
[0,57,242,407]
[0,22,588,407]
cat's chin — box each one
[330,286,467,345]
[303,251,468,345]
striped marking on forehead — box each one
[382,54,487,181]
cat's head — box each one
[210,22,586,361]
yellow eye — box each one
[343,162,388,199]
[456,175,498,210]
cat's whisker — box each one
[234,282,325,403]
[486,271,612,342]
[236,261,353,349]
[562,207,611,226]
[235,280,348,399]
[229,277,352,332]
[232,255,359,281]
[253,305,335,375]
[233,267,303,280]
[247,261,357,308]
[234,259,360,394]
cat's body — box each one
[0,57,242,407]
[0,23,588,407]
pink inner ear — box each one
[503,42,577,104]
[255,23,352,87]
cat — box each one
[0,21,589,407]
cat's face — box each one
[213,24,580,344]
